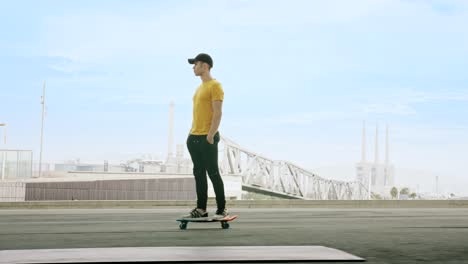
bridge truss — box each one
[219,137,368,200]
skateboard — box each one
[176,215,238,230]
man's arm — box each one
[207,100,223,144]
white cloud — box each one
[40,0,463,60]
[225,88,468,127]
[357,88,468,115]
[406,90,468,102]
[269,111,357,125]
[361,103,417,115]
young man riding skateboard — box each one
[183,53,228,219]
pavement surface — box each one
[1,208,467,263]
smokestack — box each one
[374,124,379,164]
[361,121,366,162]
[385,125,389,165]
[167,101,175,158]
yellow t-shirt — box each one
[190,79,224,135]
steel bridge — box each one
[219,137,369,200]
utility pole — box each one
[0,123,6,180]
[39,81,46,178]
[0,123,6,145]
[167,101,175,160]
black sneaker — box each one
[214,208,229,219]
[182,208,208,219]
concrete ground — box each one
[0,208,467,263]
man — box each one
[184,53,228,219]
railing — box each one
[0,150,33,180]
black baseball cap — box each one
[188,53,213,68]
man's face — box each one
[192,61,205,76]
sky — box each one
[1,0,467,195]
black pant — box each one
[186,132,226,211]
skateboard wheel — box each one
[179,222,187,230]
[221,222,230,229]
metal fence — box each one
[0,150,33,180]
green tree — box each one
[400,187,410,196]
[390,187,398,199]
[409,193,417,199]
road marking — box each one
[0,246,365,263]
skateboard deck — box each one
[176,215,238,230]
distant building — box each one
[164,144,192,174]
[356,123,395,199]
[163,101,192,174]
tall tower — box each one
[361,121,366,162]
[374,125,379,164]
[359,122,395,198]
[356,121,372,199]
[167,101,175,159]
[385,125,389,165]
[383,124,392,186]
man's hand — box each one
[207,134,214,144]
[206,100,222,145]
